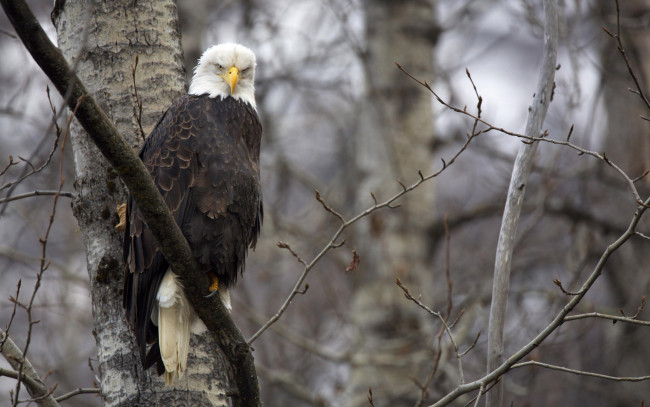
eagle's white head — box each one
[189,43,257,110]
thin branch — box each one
[564,312,650,326]
[131,54,146,141]
[553,278,581,296]
[276,241,307,266]
[635,231,650,240]
[0,86,65,213]
[414,216,458,407]
[54,387,101,402]
[471,384,485,407]
[0,156,21,176]
[396,278,467,384]
[1,280,21,350]
[512,360,650,382]
[602,0,650,111]
[0,367,43,393]
[0,190,75,204]
[315,190,346,223]
[0,330,59,407]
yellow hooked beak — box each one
[222,66,239,95]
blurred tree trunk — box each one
[597,1,650,404]
[177,0,210,83]
[349,0,438,404]
[601,0,650,177]
[53,1,230,405]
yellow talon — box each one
[115,203,127,231]
[209,274,219,292]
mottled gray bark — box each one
[350,0,438,404]
[52,1,229,405]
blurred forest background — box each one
[2,0,650,406]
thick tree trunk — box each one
[349,0,438,404]
[53,1,230,405]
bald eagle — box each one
[122,43,262,385]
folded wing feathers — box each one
[156,270,191,386]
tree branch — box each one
[0,190,75,204]
[564,312,650,326]
[0,330,59,407]
[486,1,558,405]
[512,360,650,382]
[54,387,101,402]
[0,1,259,405]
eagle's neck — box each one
[188,74,256,110]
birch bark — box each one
[53,1,229,405]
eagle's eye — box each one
[216,63,224,71]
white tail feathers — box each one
[219,288,232,312]
[157,270,191,386]
[154,270,233,385]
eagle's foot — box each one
[209,274,219,292]
[204,273,219,298]
[115,203,127,231]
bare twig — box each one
[1,280,21,350]
[512,360,650,382]
[131,54,146,141]
[0,86,65,213]
[602,0,650,111]
[54,387,101,402]
[471,384,485,407]
[553,278,581,296]
[315,190,346,223]
[414,215,456,407]
[0,190,75,204]
[620,295,646,319]
[276,241,307,266]
[368,387,375,407]
[396,278,468,384]
[0,156,20,176]
[564,312,650,326]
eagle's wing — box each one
[122,95,198,367]
[187,99,263,283]
[123,95,262,370]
